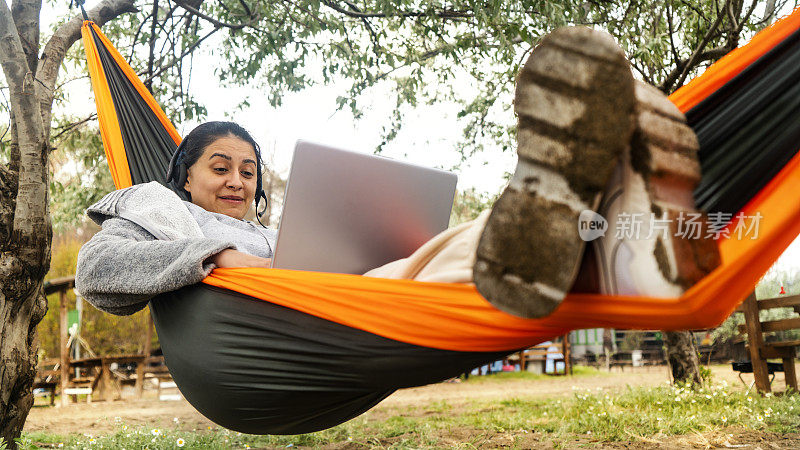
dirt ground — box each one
[23,365,800,448]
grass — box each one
[9,380,800,449]
[463,364,604,383]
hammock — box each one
[81,10,800,434]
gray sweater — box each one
[75,182,276,316]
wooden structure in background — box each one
[43,276,77,406]
[39,276,169,404]
[32,358,59,405]
[509,334,572,375]
[737,292,799,393]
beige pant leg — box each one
[363,210,491,283]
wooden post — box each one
[563,333,572,375]
[783,356,798,391]
[136,310,154,398]
[59,288,69,406]
[742,292,771,393]
[145,310,153,358]
[100,360,113,401]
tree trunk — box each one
[664,330,703,385]
[0,1,136,446]
[602,328,613,371]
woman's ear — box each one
[183,172,192,194]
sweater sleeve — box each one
[76,217,237,316]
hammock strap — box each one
[71,0,89,21]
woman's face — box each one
[184,135,258,220]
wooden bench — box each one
[509,336,571,375]
[136,355,179,400]
[32,379,59,406]
[33,358,61,406]
[735,293,799,393]
[610,352,634,371]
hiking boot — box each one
[473,26,637,318]
[592,81,721,296]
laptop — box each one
[271,140,458,275]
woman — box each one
[76,121,277,315]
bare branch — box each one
[50,113,97,142]
[666,3,679,65]
[172,0,254,30]
[237,0,253,18]
[735,0,760,34]
[145,0,159,92]
[130,10,155,60]
[663,0,732,93]
[321,0,473,19]
[679,0,708,20]
[761,0,778,26]
[141,25,219,85]
[660,46,731,93]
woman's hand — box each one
[208,249,271,268]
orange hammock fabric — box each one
[82,22,182,189]
[84,9,800,353]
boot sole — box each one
[473,27,636,318]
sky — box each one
[38,1,800,277]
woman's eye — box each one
[241,171,254,177]
[214,167,228,173]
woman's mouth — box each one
[219,195,244,204]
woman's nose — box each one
[226,172,244,189]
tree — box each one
[0,0,138,443]
[1,0,789,443]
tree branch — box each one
[141,25,219,86]
[36,0,138,143]
[321,0,472,19]
[660,46,731,93]
[666,3,679,65]
[661,0,731,93]
[172,0,254,30]
[50,113,98,143]
[145,0,159,92]
[11,0,41,74]
[237,0,253,19]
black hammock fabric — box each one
[151,286,508,434]
[690,25,800,216]
[85,18,800,434]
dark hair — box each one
[165,121,267,219]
